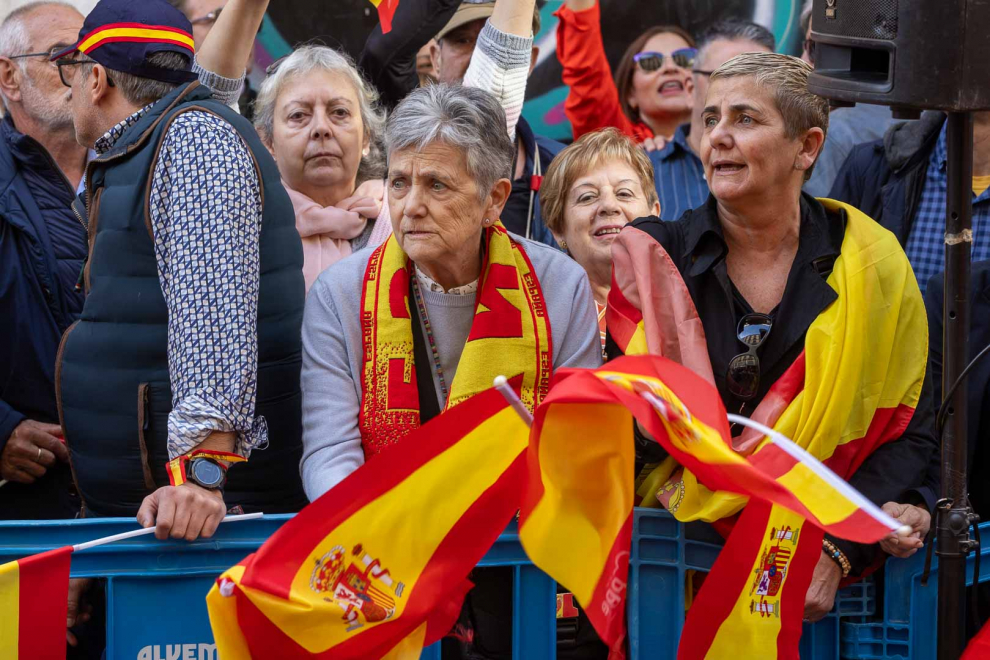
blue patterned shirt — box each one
[648,123,710,222]
[95,104,265,461]
[905,124,990,295]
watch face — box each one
[192,459,224,487]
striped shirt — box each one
[904,124,990,294]
[649,124,710,222]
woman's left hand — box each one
[879,501,930,558]
[804,551,842,623]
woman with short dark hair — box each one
[556,0,695,142]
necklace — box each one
[411,275,450,405]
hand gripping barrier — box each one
[0,508,910,659]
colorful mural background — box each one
[0,0,807,141]
[254,0,806,141]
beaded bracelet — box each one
[822,539,852,577]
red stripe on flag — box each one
[775,523,824,659]
[17,546,73,659]
[605,266,644,352]
[233,451,526,657]
[823,404,916,477]
[243,388,510,598]
[582,510,633,658]
[677,502,772,660]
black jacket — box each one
[609,195,939,574]
[926,265,990,517]
[828,111,946,246]
[0,115,85,519]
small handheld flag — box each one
[368,0,400,33]
[0,547,73,659]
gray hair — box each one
[95,51,190,107]
[385,83,513,200]
[254,45,387,183]
[0,2,75,111]
[697,19,776,65]
[711,52,829,179]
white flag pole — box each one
[493,375,534,427]
[71,512,264,552]
[723,413,912,537]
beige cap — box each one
[436,1,496,41]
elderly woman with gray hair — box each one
[607,52,938,625]
[300,83,600,496]
[195,0,543,292]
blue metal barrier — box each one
[0,509,928,659]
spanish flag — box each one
[0,546,74,658]
[518,356,910,659]
[206,387,529,659]
[596,199,928,658]
[368,0,400,33]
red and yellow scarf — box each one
[359,222,553,456]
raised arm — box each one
[195,0,268,80]
[555,0,637,140]
[191,0,267,106]
[463,0,537,141]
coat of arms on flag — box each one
[311,544,406,631]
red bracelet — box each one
[165,449,245,487]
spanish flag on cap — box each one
[52,0,197,84]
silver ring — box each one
[37,447,42,462]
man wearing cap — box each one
[0,2,86,521]
[54,0,307,539]
[360,0,565,247]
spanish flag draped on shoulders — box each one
[606,195,937,658]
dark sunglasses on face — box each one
[633,47,698,72]
[725,313,773,401]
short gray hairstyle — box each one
[0,2,75,111]
[94,51,190,107]
[385,83,513,200]
[711,53,829,178]
[254,45,387,183]
[697,19,776,65]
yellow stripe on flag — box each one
[79,28,194,53]
[367,0,383,6]
[705,505,806,658]
[0,559,20,657]
[206,565,251,660]
[380,621,428,659]
[521,402,635,605]
[240,406,528,651]
[775,462,858,526]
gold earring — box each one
[560,239,568,250]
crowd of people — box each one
[0,0,985,657]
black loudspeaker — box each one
[806,0,990,114]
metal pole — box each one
[937,111,976,660]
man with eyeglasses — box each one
[644,19,775,221]
[0,1,88,523]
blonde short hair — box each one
[540,128,659,236]
[710,52,829,141]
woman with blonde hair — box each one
[540,127,660,353]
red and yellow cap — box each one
[52,0,197,84]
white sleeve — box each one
[463,20,534,142]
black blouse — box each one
[608,193,938,574]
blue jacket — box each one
[828,111,946,245]
[0,114,86,519]
[58,82,308,517]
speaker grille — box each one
[815,0,898,40]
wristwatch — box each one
[186,457,227,491]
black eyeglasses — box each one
[633,48,698,72]
[7,46,69,65]
[56,58,114,88]
[725,313,773,401]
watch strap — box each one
[166,449,246,487]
